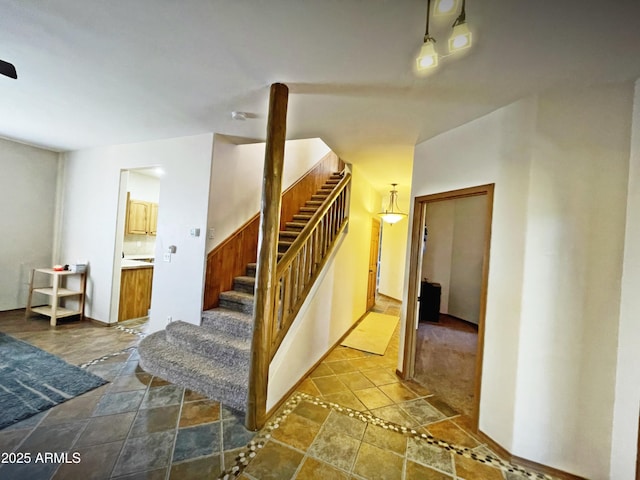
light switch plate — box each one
[163,252,171,262]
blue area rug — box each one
[0,332,108,429]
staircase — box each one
[138,172,345,413]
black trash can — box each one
[419,281,441,322]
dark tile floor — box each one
[0,313,253,479]
[0,302,553,480]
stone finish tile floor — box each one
[0,312,253,479]
[0,301,553,479]
[236,296,555,480]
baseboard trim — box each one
[477,430,587,480]
[87,317,110,327]
[376,292,402,303]
[264,309,371,420]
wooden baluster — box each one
[284,264,292,318]
[313,225,320,271]
[291,254,298,307]
[299,244,306,296]
[306,241,312,282]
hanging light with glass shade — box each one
[415,0,473,73]
[379,184,408,224]
[449,0,472,52]
[416,0,438,71]
[433,0,459,16]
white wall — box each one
[127,170,160,203]
[513,84,631,478]
[378,216,409,301]
[59,134,214,330]
[609,78,640,480]
[422,201,455,313]
[407,96,538,457]
[267,164,378,410]
[449,195,486,324]
[207,136,331,253]
[406,83,636,479]
[0,138,59,310]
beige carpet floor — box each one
[341,312,399,355]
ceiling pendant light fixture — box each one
[379,184,407,225]
[449,0,472,52]
[433,0,459,16]
[416,0,438,71]
[415,0,473,73]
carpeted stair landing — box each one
[138,171,344,414]
[139,263,256,413]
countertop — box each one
[123,255,155,261]
[121,259,154,270]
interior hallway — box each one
[0,301,551,479]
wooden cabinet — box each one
[119,266,153,321]
[25,269,87,326]
[148,202,158,235]
[125,193,158,236]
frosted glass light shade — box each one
[416,40,439,70]
[449,22,472,52]
[434,0,459,16]
[379,212,406,224]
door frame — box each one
[401,183,494,431]
[366,217,382,311]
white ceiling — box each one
[1,0,640,197]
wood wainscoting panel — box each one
[279,152,344,231]
[203,214,260,311]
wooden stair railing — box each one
[203,151,343,311]
[270,170,351,357]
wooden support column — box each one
[246,83,289,431]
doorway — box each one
[110,167,162,324]
[401,184,494,430]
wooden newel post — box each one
[246,83,288,430]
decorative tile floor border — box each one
[77,323,145,368]
[219,392,555,480]
[114,324,147,337]
[79,346,137,368]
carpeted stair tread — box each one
[278,240,294,252]
[233,276,256,294]
[165,321,250,369]
[201,308,253,337]
[138,331,248,412]
[246,263,257,276]
[219,290,255,314]
[286,221,307,230]
[279,231,300,239]
[219,290,254,303]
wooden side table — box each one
[25,268,87,326]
